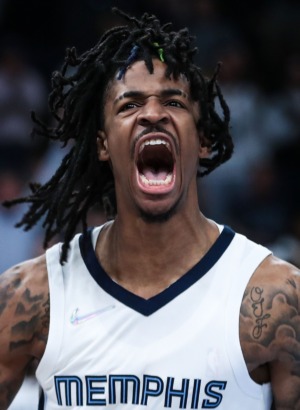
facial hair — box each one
[138,193,183,223]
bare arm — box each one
[0,256,49,409]
[240,256,300,409]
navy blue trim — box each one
[38,390,45,410]
[79,226,235,316]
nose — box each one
[137,98,170,127]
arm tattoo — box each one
[0,262,49,408]
[241,276,300,408]
[287,278,297,290]
[7,284,49,352]
[35,293,50,344]
[23,288,43,303]
[0,277,15,317]
[15,302,39,316]
[250,287,270,339]
[41,294,50,331]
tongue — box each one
[143,167,168,181]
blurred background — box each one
[0,0,299,407]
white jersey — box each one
[36,224,272,409]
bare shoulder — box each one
[0,255,49,408]
[240,254,300,408]
[245,255,300,320]
[255,253,300,287]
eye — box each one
[118,102,140,112]
[166,100,185,108]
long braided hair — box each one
[4,8,233,262]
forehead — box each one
[106,59,191,102]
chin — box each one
[138,195,182,224]
[139,209,174,223]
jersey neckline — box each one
[79,225,235,316]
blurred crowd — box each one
[0,0,299,406]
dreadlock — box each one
[4,8,233,263]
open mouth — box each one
[136,137,175,190]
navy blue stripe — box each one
[79,226,235,316]
[38,390,45,410]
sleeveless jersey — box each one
[36,224,272,409]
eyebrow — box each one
[113,88,189,105]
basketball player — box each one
[0,9,299,410]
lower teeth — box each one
[141,174,172,186]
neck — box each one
[96,205,219,298]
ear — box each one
[97,130,110,161]
[198,132,211,159]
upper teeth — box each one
[139,139,171,153]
